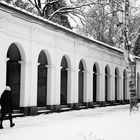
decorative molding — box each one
[5,57,10,61]
[0,17,5,31]
[18,61,25,64]
[45,64,52,68]
[82,70,88,73]
[66,68,72,71]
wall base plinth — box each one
[47,105,61,112]
[122,100,129,104]
[116,100,123,104]
[20,106,37,116]
[98,101,106,107]
[108,101,116,106]
[67,103,79,110]
[84,102,93,108]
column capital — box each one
[45,64,53,68]
[5,58,10,62]
[60,66,63,69]
[60,67,73,71]
[105,74,112,77]
[18,61,25,64]
[66,68,72,71]
[116,76,121,79]
[82,70,88,73]
[93,72,101,75]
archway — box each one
[60,56,68,105]
[6,43,21,109]
[93,63,99,103]
[123,69,127,101]
[105,65,110,103]
[115,68,119,103]
[137,73,140,100]
[37,51,48,107]
[78,60,84,104]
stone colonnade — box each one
[0,2,140,116]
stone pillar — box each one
[88,68,94,108]
[96,72,101,102]
[137,76,140,100]
[45,64,55,110]
[28,62,38,115]
[72,68,79,109]
[110,74,115,105]
[118,75,123,103]
[98,72,105,106]
[125,76,129,102]
[108,74,112,101]
[107,74,111,102]
[66,68,73,107]
[53,65,61,111]
[19,61,31,115]
[83,70,88,107]
[81,69,92,108]
[0,57,9,96]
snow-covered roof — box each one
[0,1,123,53]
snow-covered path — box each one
[0,104,140,140]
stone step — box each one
[93,104,100,107]
[60,107,71,112]
[60,105,71,112]
[37,107,47,111]
[12,113,24,118]
[37,109,51,115]
[12,110,24,117]
[3,110,24,119]
[105,103,111,106]
[115,102,121,105]
[79,105,87,109]
[13,109,21,113]
[123,101,129,104]
[37,106,51,114]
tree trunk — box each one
[122,0,137,112]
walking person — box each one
[0,86,15,129]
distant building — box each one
[0,2,140,116]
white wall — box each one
[0,4,140,109]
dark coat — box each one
[0,90,13,114]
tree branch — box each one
[47,2,102,20]
[42,0,59,16]
[131,27,140,48]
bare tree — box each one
[118,0,140,113]
[3,0,113,28]
[75,0,140,47]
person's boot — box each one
[10,123,15,127]
[0,124,3,129]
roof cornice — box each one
[0,1,123,54]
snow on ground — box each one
[0,104,140,140]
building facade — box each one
[0,2,140,116]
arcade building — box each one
[0,2,140,116]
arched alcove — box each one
[60,56,68,105]
[115,67,119,103]
[6,43,22,109]
[123,69,127,101]
[93,62,100,103]
[105,65,110,103]
[137,73,140,99]
[78,60,85,104]
[37,50,48,107]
